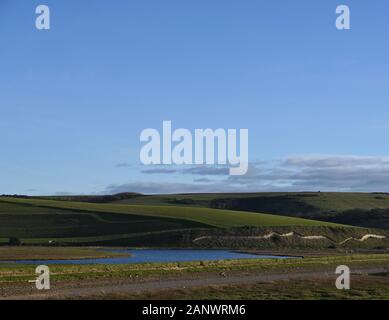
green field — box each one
[0,194,388,300]
[0,196,352,248]
[113,192,389,212]
[111,192,389,229]
[2,253,389,285]
[1,195,388,249]
[0,197,340,228]
[0,247,125,261]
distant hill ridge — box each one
[110,192,389,230]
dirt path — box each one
[2,266,387,300]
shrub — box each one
[8,237,22,246]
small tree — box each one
[8,237,22,246]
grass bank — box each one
[0,247,126,261]
[1,253,389,284]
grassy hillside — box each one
[114,192,389,211]
[0,197,360,249]
[114,193,389,230]
[34,192,141,203]
[0,197,340,229]
[2,196,387,249]
[0,201,209,239]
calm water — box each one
[10,249,295,265]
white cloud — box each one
[106,155,389,194]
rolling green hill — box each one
[0,197,339,229]
[113,192,389,211]
[1,196,387,249]
[113,192,389,230]
[0,197,353,248]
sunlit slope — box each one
[113,193,389,230]
[0,197,343,229]
[0,201,209,239]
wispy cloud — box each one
[193,178,214,183]
[141,168,178,174]
[140,165,230,176]
[105,181,238,195]
[54,192,75,196]
[115,162,133,168]
[182,166,230,176]
[228,155,389,192]
[106,155,389,194]
[281,155,389,168]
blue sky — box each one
[1,0,389,194]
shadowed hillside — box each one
[2,194,389,249]
[0,196,376,250]
[113,193,389,230]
